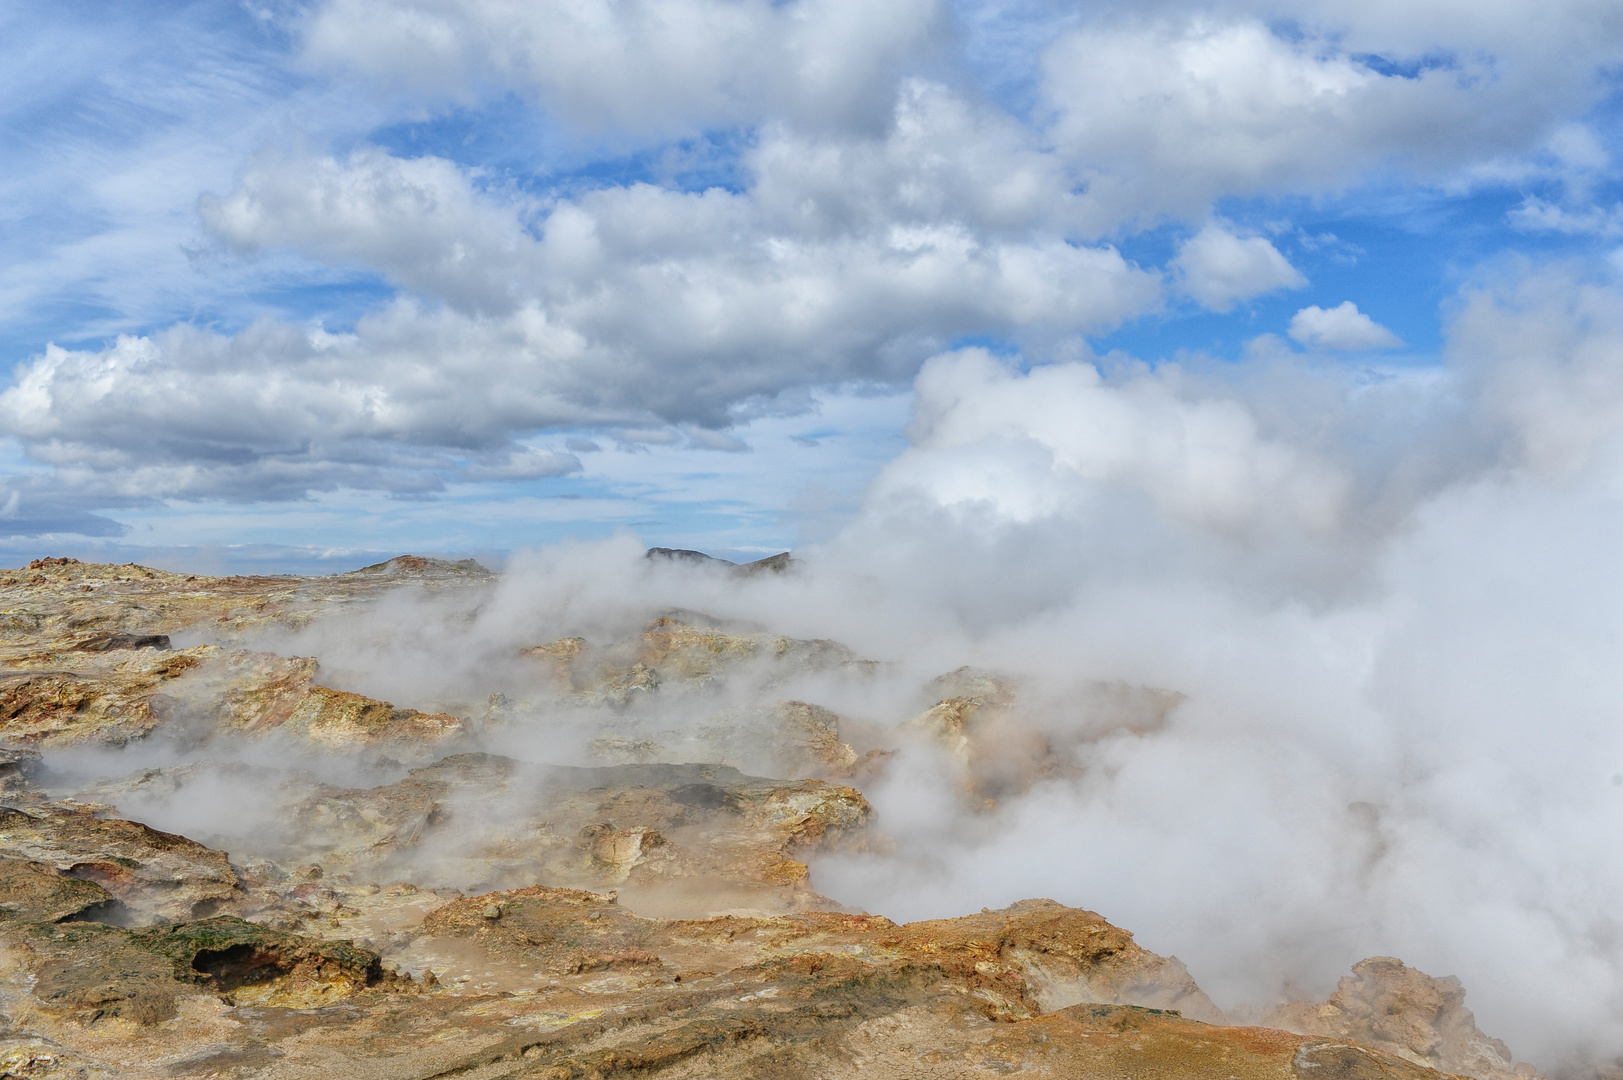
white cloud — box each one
[1288,301,1403,350]
[682,427,750,452]
[1547,123,1609,174]
[0,121,1164,507]
[746,80,1089,237]
[1039,13,1619,221]
[1508,196,1623,238]
[8,0,1623,536]
[37,121,1150,506]
[0,316,599,503]
[460,447,582,480]
[199,99,1161,337]
[1173,223,1306,311]
[296,3,1623,219]
[300,0,942,136]
[1046,19,1375,216]
[878,349,1350,538]
[201,145,542,315]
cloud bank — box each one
[3,0,1622,534]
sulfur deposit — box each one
[0,556,1546,1078]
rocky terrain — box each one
[0,555,1548,1078]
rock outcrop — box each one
[646,547,797,575]
[79,754,874,916]
[909,667,1184,805]
[1268,956,1535,1079]
[524,612,871,703]
[0,641,468,753]
[0,555,489,655]
[10,913,399,1023]
[413,890,1221,1020]
[0,867,1456,1079]
[0,803,246,923]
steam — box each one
[28,261,1623,1070]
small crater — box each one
[74,633,171,652]
[192,944,295,993]
[669,783,733,811]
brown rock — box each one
[0,859,118,924]
[412,890,1216,1022]
[391,888,1446,1080]
[0,559,1526,1079]
[587,698,872,781]
[12,915,398,1025]
[0,746,42,800]
[1268,956,1526,1080]
[0,671,164,746]
[0,804,244,924]
[261,755,872,914]
[908,669,1183,805]
[0,642,468,754]
[0,1036,113,1080]
[0,554,490,661]
[524,613,871,707]
[344,555,491,579]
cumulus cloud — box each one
[1041,11,1622,221]
[200,146,543,315]
[0,472,132,539]
[1289,301,1403,350]
[883,349,1347,536]
[0,96,1168,514]
[1173,223,1306,311]
[746,80,1091,238]
[1,123,1162,511]
[300,0,942,136]
[200,84,1142,325]
[1509,196,1623,238]
[0,320,596,503]
[1045,18,1381,216]
[9,0,1623,537]
[460,447,582,481]
[296,2,1623,221]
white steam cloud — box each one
[808,263,1623,1069]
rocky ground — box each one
[0,555,1549,1078]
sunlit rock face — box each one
[0,557,1537,1078]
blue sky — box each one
[3,0,1622,571]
